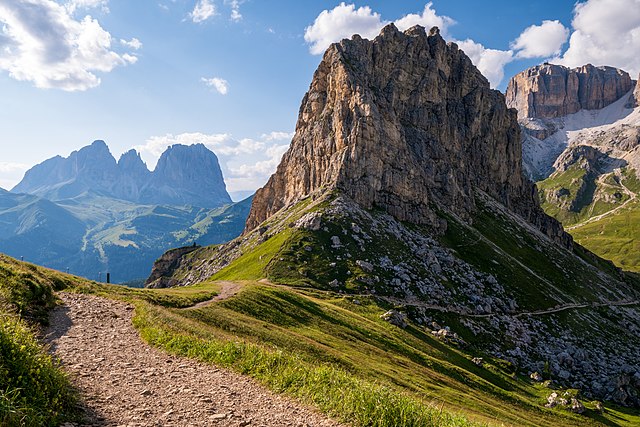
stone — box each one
[570,398,585,414]
[506,63,633,119]
[381,310,408,328]
[244,24,571,249]
[356,260,374,272]
[530,372,543,382]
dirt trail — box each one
[186,281,243,309]
[567,175,637,231]
[45,293,344,427]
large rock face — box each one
[13,142,231,208]
[506,63,634,119]
[246,24,568,246]
[139,144,231,208]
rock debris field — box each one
[45,293,344,427]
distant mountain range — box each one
[1,141,249,283]
[13,140,231,207]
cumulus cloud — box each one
[556,0,640,76]
[201,76,229,94]
[511,20,569,59]
[190,0,216,23]
[394,3,455,34]
[304,2,455,55]
[134,131,293,192]
[0,0,137,91]
[456,39,514,88]
[120,37,142,50]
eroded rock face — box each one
[506,63,634,119]
[246,25,568,246]
[145,245,200,288]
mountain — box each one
[148,23,640,413]
[0,191,251,282]
[12,141,231,208]
[2,141,246,282]
[507,66,640,271]
[138,143,231,207]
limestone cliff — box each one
[506,63,633,119]
[246,24,568,246]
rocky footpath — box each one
[506,63,634,119]
[245,24,568,248]
[45,293,343,427]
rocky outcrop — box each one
[12,142,231,208]
[246,25,569,247]
[506,64,634,119]
[145,245,200,288]
[626,74,640,108]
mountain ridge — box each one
[13,140,232,208]
[148,25,640,409]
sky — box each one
[1,0,639,200]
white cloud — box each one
[304,2,454,55]
[134,131,293,192]
[0,0,137,91]
[304,3,383,55]
[201,76,229,94]
[394,3,455,35]
[0,162,29,190]
[0,162,28,173]
[455,39,514,88]
[555,0,640,76]
[65,0,109,14]
[120,37,142,50]
[190,0,216,23]
[227,0,242,22]
[511,20,569,59]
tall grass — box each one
[0,313,77,426]
[134,303,482,427]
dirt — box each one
[45,293,345,427]
[186,282,243,310]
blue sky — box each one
[1,0,639,199]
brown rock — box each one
[506,63,633,119]
[145,244,200,288]
[245,24,570,247]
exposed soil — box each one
[45,293,344,427]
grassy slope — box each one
[539,167,640,272]
[0,254,88,426]
[121,195,640,426]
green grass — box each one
[570,200,640,272]
[0,254,85,426]
[538,166,640,272]
[95,280,639,427]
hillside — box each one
[0,192,251,283]
[1,142,250,283]
[506,64,640,271]
[146,24,640,424]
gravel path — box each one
[45,293,345,427]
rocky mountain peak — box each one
[13,142,231,208]
[246,24,568,246]
[118,149,148,173]
[140,143,231,208]
[506,63,634,119]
